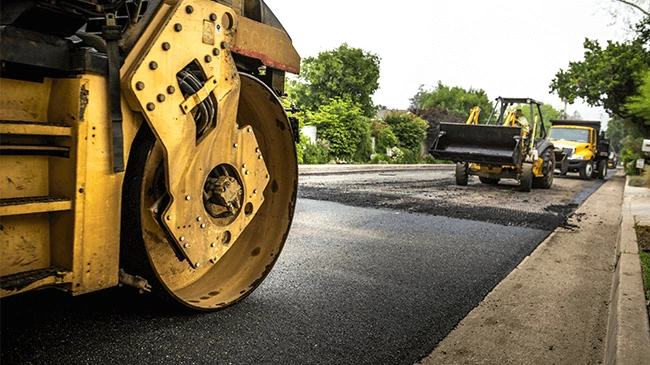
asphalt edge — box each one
[604,175,650,365]
[298,164,454,175]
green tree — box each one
[382,112,429,152]
[304,98,372,162]
[410,82,493,124]
[549,15,650,134]
[289,44,381,118]
[626,70,650,124]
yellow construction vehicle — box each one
[430,97,556,192]
[0,0,299,310]
[550,120,610,180]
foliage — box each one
[302,139,331,164]
[626,70,650,124]
[370,120,398,153]
[382,112,429,152]
[621,136,646,174]
[303,97,372,162]
[410,82,494,124]
[370,153,393,164]
[288,43,381,118]
[606,118,643,152]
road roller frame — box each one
[0,0,299,310]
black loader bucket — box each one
[429,123,523,165]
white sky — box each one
[265,0,645,129]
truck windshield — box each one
[549,128,590,142]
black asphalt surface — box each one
[1,199,549,365]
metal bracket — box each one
[179,76,218,114]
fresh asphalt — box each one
[1,199,549,364]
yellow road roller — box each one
[0,0,300,310]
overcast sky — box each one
[265,0,645,128]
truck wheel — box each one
[532,148,555,189]
[579,161,593,180]
[455,163,469,186]
[479,177,500,184]
[597,159,607,179]
[519,163,533,192]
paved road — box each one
[0,169,612,365]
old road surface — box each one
[0,167,614,365]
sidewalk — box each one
[417,171,650,364]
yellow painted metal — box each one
[123,0,270,268]
[0,199,72,216]
[0,156,50,199]
[465,106,480,125]
[0,270,73,298]
[136,73,297,309]
[0,214,51,276]
[0,74,141,298]
[232,16,300,74]
[0,121,72,136]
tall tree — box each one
[549,14,650,134]
[288,44,380,118]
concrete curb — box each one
[604,176,650,365]
[298,164,454,175]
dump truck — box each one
[429,97,555,192]
[0,0,300,311]
[549,120,609,180]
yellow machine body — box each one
[1,0,300,310]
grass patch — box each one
[628,166,650,188]
[636,225,650,305]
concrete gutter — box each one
[604,176,650,365]
[298,164,454,175]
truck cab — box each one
[549,120,609,180]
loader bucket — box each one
[429,123,523,165]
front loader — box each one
[0,0,299,311]
[429,97,555,192]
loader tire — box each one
[519,162,533,192]
[455,163,469,186]
[532,148,555,189]
[579,161,593,180]
[479,177,499,184]
[597,159,607,179]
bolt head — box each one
[167,86,176,94]
[135,81,145,90]
[213,48,220,56]
[201,224,206,228]
[242,164,247,169]
[247,128,252,133]
[255,148,260,153]
[154,208,159,214]
[157,94,166,102]
[184,243,189,248]
[195,263,200,267]
[205,55,212,63]
[233,143,238,148]
[185,195,191,201]
[146,103,155,111]
[220,41,229,49]
[180,236,185,242]
[245,171,250,175]
[167,215,172,220]
[174,23,182,32]
[258,155,263,160]
[211,242,216,247]
[210,13,217,21]
[186,5,194,13]
[197,217,202,222]
[162,42,171,51]
[149,61,158,70]
[253,189,258,194]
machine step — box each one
[0,120,72,136]
[0,196,72,216]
